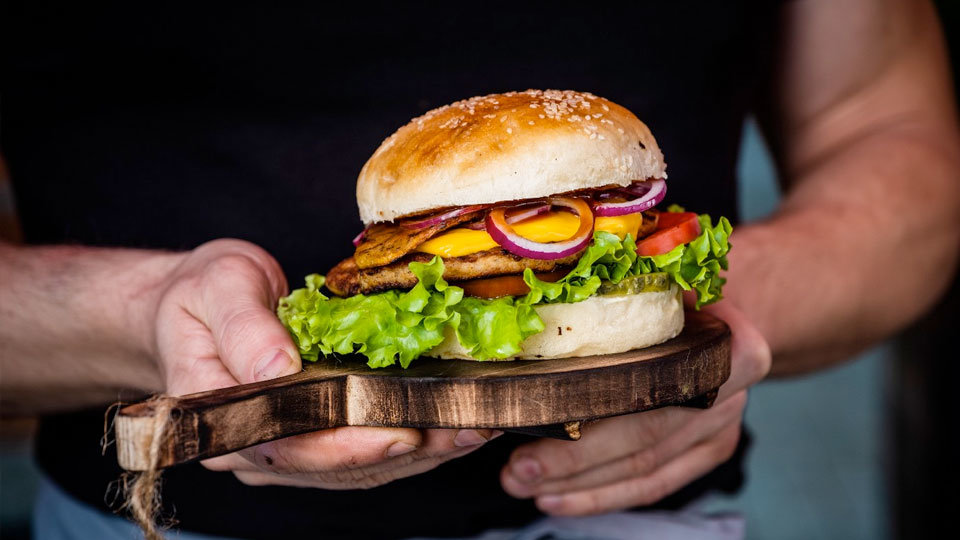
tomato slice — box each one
[636,212,701,256]
[654,211,699,230]
[457,270,567,299]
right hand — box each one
[146,239,497,489]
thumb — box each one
[195,254,302,384]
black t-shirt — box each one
[2,2,775,538]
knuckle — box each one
[627,447,658,477]
[199,238,263,258]
[198,240,286,297]
[546,442,583,477]
[217,307,268,354]
[204,254,263,284]
[748,338,773,383]
[627,410,668,450]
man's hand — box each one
[148,238,497,489]
[500,300,770,515]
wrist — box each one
[104,249,187,392]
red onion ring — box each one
[623,181,654,195]
[593,179,666,217]
[461,203,554,231]
[485,198,593,260]
[352,228,367,247]
[505,203,550,224]
[401,205,488,230]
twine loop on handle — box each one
[104,395,177,540]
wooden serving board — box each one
[115,311,730,471]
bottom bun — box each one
[428,285,683,360]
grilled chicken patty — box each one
[325,248,580,296]
[334,209,660,296]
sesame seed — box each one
[617,128,625,134]
[506,127,513,134]
[528,120,534,125]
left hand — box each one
[500,299,771,515]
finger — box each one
[504,407,694,484]
[420,428,502,456]
[232,443,484,489]
[239,426,426,475]
[204,427,500,473]
[502,303,765,485]
[188,253,301,384]
[157,301,240,395]
[221,430,499,490]
[502,391,746,497]
[534,423,742,516]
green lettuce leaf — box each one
[522,231,640,304]
[277,256,542,368]
[522,214,732,309]
[638,214,732,308]
[278,212,732,368]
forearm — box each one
[726,124,960,375]
[729,0,960,376]
[0,242,182,414]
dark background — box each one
[0,2,958,539]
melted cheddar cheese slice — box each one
[417,211,644,258]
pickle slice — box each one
[598,272,671,296]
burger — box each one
[278,90,731,368]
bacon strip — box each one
[353,212,478,269]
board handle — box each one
[115,371,347,471]
[115,374,589,471]
[115,384,723,471]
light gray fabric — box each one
[32,475,232,540]
[34,474,744,540]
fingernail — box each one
[386,442,417,458]
[454,429,489,447]
[510,457,542,483]
[537,494,563,510]
[490,430,505,440]
[254,350,292,381]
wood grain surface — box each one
[115,310,730,471]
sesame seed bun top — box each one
[356,89,667,225]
